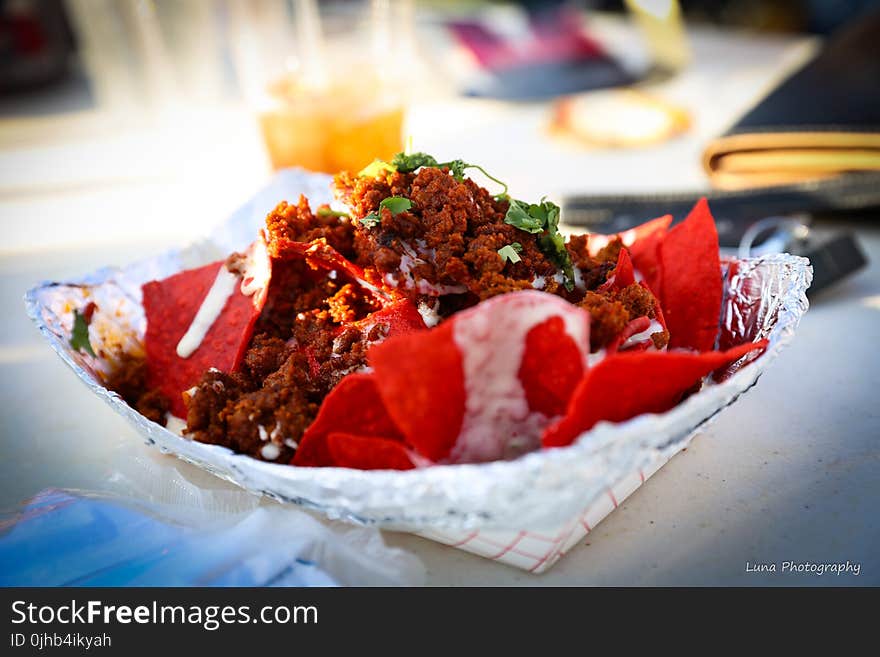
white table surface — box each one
[1,21,877,585]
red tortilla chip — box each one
[607,315,652,353]
[658,199,722,352]
[607,282,669,353]
[326,432,415,470]
[143,251,269,418]
[628,214,672,295]
[542,340,768,448]
[598,246,636,293]
[350,299,427,340]
[628,213,673,244]
[292,373,404,467]
[518,316,586,417]
[588,214,671,255]
[368,322,465,462]
[271,236,379,292]
[646,281,668,333]
[612,247,636,288]
[371,290,591,463]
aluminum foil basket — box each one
[25,170,812,573]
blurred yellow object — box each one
[624,0,690,72]
[551,90,690,148]
[258,75,404,174]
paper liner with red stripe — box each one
[418,451,671,573]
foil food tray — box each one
[25,170,812,569]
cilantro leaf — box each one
[391,152,438,173]
[541,198,561,233]
[70,309,95,356]
[380,151,510,197]
[504,199,545,233]
[498,242,523,264]
[445,159,468,181]
[360,213,381,228]
[539,232,575,292]
[504,197,574,291]
[359,196,412,228]
[460,163,508,196]
[379,196,412,215]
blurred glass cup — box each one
[232,0,408,174]
[258,69,405,174]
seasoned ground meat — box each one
[578,283,670,352]
[121,161,670,463]
[265,195,356,258]
[335,167,568,302]
[106,354,170,426]
[337,167,667,350]
[579,292,631,351]
[136,390,170,425]
[182,254,380,461]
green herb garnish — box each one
[360,213,381,228]
[379,196,412,215]
[503,199,546,234]
[443,159,509,196]
[360,196,413,228]
[356,152,571,287]
[498,242,523,264]
[390,151,439,173]
[70,309,95,356]
[317,207,350,219]
[366,151,509,197]
[504,197,574,291]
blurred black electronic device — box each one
[562,173,875,295]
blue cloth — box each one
[0,489,337,586]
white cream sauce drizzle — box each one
[165,414,187,436]
[621,319,664,350]
[175,266,239,359]
[175,237,271,359]
[386,240,468,296]
[449,291,590,464]
[416,299,442,327]
[239,236,269,298]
